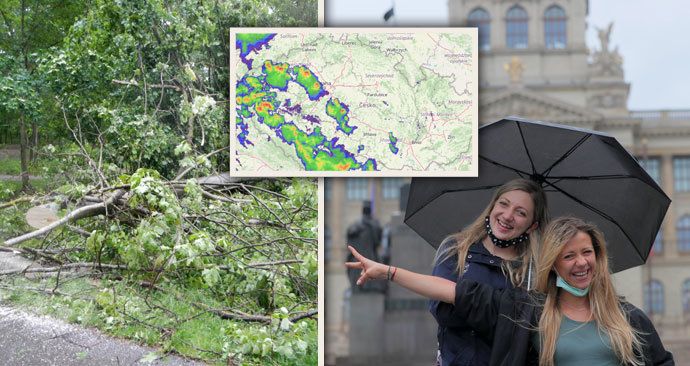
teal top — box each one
[532,316,620,366]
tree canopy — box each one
[0,0,319,364]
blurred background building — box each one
[325,0,690,364]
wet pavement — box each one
[0,172,210,365]
[0,242,208,365]
[0,305,207,365]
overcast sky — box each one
[324,0,689,110]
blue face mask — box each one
[555,273,590,297]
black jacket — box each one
[429,240,511,366]
[451,280,674,366]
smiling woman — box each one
[534,217,649,365]
[551,231,596,297]
[346,216,675,365]
[428,179,547,366]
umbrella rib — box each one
[543,181,645,262]
[541,133,592,177]
[404,183,502,220]
[442,185,501,193]
[407,153,543,221]
[547,174,670,197]
[548,174,671,201]
[405,154,534,221]
[517,122,538,175]
[545,174,637,180]
[479,155,532,178]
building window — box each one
[652,229,663,254]
[382,178,404,200]
[638,157,661,185]
[468,8,491,51]
[544,5,566,49]
[683,279,690,314]
[346,178,369,201]
[506,5,528,49]
[674,156,690,191]
[644,280,664,315]
[678,215,690,252]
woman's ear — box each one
[526,221,538,234]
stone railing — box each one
[630,110,690,121]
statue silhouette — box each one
[346,201,385,292]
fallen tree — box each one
[0,0,318,362]
[0,168,318,363]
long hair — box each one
[434,178,548,288]
[534,216,643,366]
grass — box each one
[0,156,318,365]
[0,277,227,364]
[0,176,51,201]
[0,156,52,200]
[0,157,21,175]
[0,180,22,201]
[0,275,317,365]
[0,157,51,176]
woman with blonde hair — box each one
[347,216,673,365]
[429,178,548,366]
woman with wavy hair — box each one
[429,178,548,366]
[347,216,673,365]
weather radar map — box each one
[230,28,478,177]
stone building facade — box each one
[325,0,690,364]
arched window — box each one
[677,215,690,252]
[544,5,566,49]
[683,279,690,314]
[644,280,665,315]
[506,5,528,49]
[468,8,491,51]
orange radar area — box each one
[278,123,363,171]
[293,65,328,100]
[326,98,357,135]
[262,60,292,91]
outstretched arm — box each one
[345,245,456,304]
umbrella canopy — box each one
[404,116,671,273]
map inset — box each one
[230,28,478,177]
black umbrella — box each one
[404,116,671,273]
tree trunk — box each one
[19,113,31,191]
[30,122,38,161]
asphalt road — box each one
[0,305,208,365]
[0,252,208,365]
[0,165,210,365]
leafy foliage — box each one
[0,0,319,364]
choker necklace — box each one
[485,216,529,248]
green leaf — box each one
[202,266,221,287]
[140,352,160,364]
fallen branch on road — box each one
[3,189,126,247]
[0,262,128,276]
[0,196,35,209]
